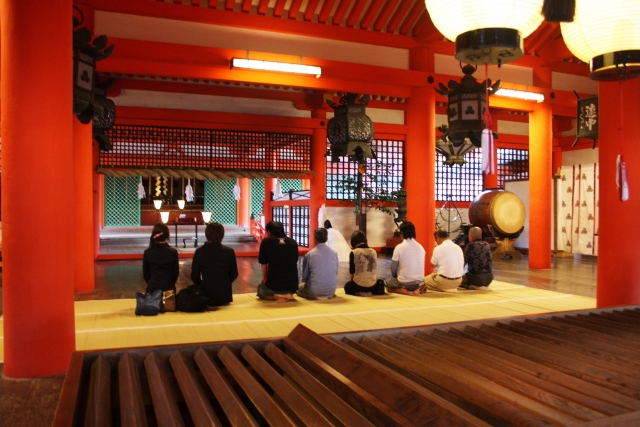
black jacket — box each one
[143,244,179,293]
[191,242,239,306]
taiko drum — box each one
[468,190,526,237]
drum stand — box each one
[488,225,524,259]
[437,194,464,240]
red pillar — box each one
[597,78,640,307]
[264,178,275,224]
[237,178,251,227]
[74,120,96,292]
[309,110,327,249]
[528,101,553,269]
[406,46,436,274]
[1,0,76,377]
[301,179,310,190]
[93,143,101,259]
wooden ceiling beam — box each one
[288,0,303,19]
[360,0,385,30]
[346,0,367,28]
[257,0,270,15]
[303,0,321,21]
[387,0,413,34]
[317,0,337,24]
[332,0,351,26]
[373,0,400,32]
[273,0,287,17]
[399,0,424,36]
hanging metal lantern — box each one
[326,93,376,163]
[435,64,499,166]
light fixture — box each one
[177,200,185,210]
[425,0,544,65]
[230,58,321,78]
[160,211,170,224]
[494,88,545,102]
[201,211,212,224]
[560,1,640,80]
[153,199,162,210]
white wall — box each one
[563,148,598,166]
[325,206,397,248]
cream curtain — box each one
[558,164,599,255]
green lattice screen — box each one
[250,179,264,216]
[104,176,141,226]
[278,179,302,192]
[204,180,237,225]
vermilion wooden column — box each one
[528,101,553,269]
[597,78,640,307]
[309,110,327,249]
[73,120,96,291]
[264,178,275,224]
[406,46,436,274]
[93,142,101,259]
[301,179,310,190]
[237,178,250,227]
[1,0,76,377]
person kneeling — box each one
[460,226,493,290]
[344,230,386,297]
[385,222,426,296]
[257,221,299,303]
[297,228,338,299]
[422,228,464,293]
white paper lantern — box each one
[425,0,544,65]
[561,0,640,80]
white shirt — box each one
[431,239,464,278]
[392,238,426,283]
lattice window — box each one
[204,180,236,225]
[104,176,141,226]
[250,178,265,216]
[272,207,289,236]
[435,150,483,202]
[291,206,310,247]
[101,125,311,171]
[498,148,529,188]
[278,179,302,192]
[326,139,404,200]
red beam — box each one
[346,0,366,28]
[303,0,321,21]
[373,0,400,32]
[225,0,235,11]
[288,0,303,19]
[387,0,413,34]
[257,0,269,15]
[360,0,384,30]
[241,0,252,13]
[273,0,287,17]
[399,0,424,36]
[317,0,337,24]
[332,0,351,26]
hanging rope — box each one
[481,62,495,175]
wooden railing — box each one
[250,218,265,243]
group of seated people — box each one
[142,219,494,308]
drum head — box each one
[491,192,526,235]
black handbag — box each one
[135,289,163,316]
[176,284,211,312]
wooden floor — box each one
[0,253,599,426]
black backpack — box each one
[176,284,211,312]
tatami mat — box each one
[0,281,596,362]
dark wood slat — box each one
[462,326,640,400]
[485,323,640,387]
[552,315,640,343]
[240,345,334,427]
[341,336,512,427]
[85,355,112,427]
[53,352,86,427]
[571,315,640,340]
[358,335,551,427]
[596,312,640,330]
[144,351,185,427]
[288,324,488,427]
[404,332,605,422]
[533,318,640,354]
[572,410,640,426]
[509,320,640,368]
[428,329,632,415]
[264,343,377,427]
[168,350,223,427]
[380,333,583,426]
[284,337,414,427]
[217,346,296,427]
[118,353,148,427]
[193,348,259,427]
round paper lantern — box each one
[561,0,640,80]
[425,0,544,65]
